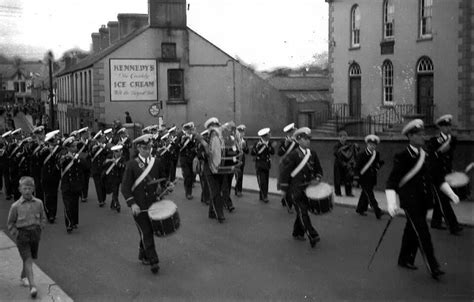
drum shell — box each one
[307,195,333,215]
[150,210,180,237]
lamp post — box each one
[47,51,54,130]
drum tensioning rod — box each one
[367,216,393,271]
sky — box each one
[0,0,328,71]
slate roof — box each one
[267,76,329,91]
[0,61,44,80]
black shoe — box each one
[208,212,217,219]
[66,227,73,233]
[398,262,418,270]
[281,198,287,207]
[236,192,243,197]
[356,210,367,216]
[116,206,121,213]
[287,208,294,214]
[450,226,463,235]
[150,263,160,274]
[48,218,55,224]
[6,195,12,200]
[335,193,342,197]
[346,194,355,197]
[72,224,78,229]
[309,235,320,248]
[217,217,225,223]
[431,268,445,280]
[99,202,105,207]
[186,195,193,200]
[431,224,447,230]
[375,211,384,220]
[228,206,235,213]
[292,234,306,241]
[81,198,87,203]
[262,197,269,203]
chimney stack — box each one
[117,14,148,39]
[91,33,100,53]
[148,0,187,28]
[107,21,119,44]
[99,25,109,50]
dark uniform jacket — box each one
[280,147,323,192]
[121,156,167,209]
[103,155,126,190]
[427,133,456,178]
[60,153,87,193]
[90,143,109,176]
[40,145,62,186]
[251,140,275,170]
[30,141,44,179]
[178,132,198,165]
[386,146,441,210]
[355,149,383,186]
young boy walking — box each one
[7,176,47,298]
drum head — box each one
[148,200,177,220]
[445,172,470,188]
[305,182,333,199]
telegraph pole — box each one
[48,51,54,129]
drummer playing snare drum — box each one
[279,127,323,248]
[121,134,174,274]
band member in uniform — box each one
[29,126,46,201]
[427,114,463,235]
[117,127,132,161]
[0,131,12,197]
[278,123,297,211]
[234,124,249,197]
[40,130,62,223]
[385,119,457,280]
[121,134,172,274]
[179,122,198,200]
[60,137,88,233]
[77,127,91,202]
[280,127,323,248]
[196,129,211,205]
[194,117,226,223]
[167,126,179,182]
[9,128,25,200]
[91,130,109,207]
[333,130,357,197]
[103,144,126,212]
[355,134,384,219]
[251,128,275,203]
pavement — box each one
[0,112,472,301]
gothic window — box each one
[382,60,393,104]
[351,5,361,47]
[383,0,394,39]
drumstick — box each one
[140,181,178,212]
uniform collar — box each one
[138,154,150,164]
[408,144,419,155]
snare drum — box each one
[148,200,180,237]
[305,182,334,214]
[445,171,470,201]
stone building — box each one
[326,0,473,133]
[55,0,290,136]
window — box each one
[162,43,177,59]
[20,82,26,92]
[351,5,361,47]
[298,112,314,129]
[382,60,393,104]
[14,82,19,92]
[168,69,184,100]
[349,63,361,77]
[417,56,433,73]
[383,0,394,39]
[420,0,432,37]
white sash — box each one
[399,149,425,188]
[131,157,155,192]
[360,151,376,175]
[437,135,451,153]
[44,146,59,165]
[92,147,104,162]
[32,144,42,156]
[180,135,192,152]
[105,158,121,175]
[257,140,268,155]
[9,144,21,158]
[290,149,311,178]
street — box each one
[1,180,473,301]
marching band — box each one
[0,112,468,280]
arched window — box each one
[417,56,433,73]
[382,60,393,104]
[349,63,361,76]
[383,0,394,39]
[419,0,432,37]
[351,5,361,47]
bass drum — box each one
[208,127,242,174]
[445,171,470,201]
[305,182,334,215]
[148,200,180,237]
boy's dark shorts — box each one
[16,226,41,261]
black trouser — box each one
[431,188,460,231]
[108,182,121,208]
[92,173,106,204]
[200,172,210,204]
[181,159,194,196]
[234,161,245,194]
[222,174,234,210]
[256,168,269,200]
[33,175,43,201]
[0,164,4,191]
[43,184,59,221]
[82,170,91,200]
[289,188,318,239]
[134,211,159,265]
[169,158,178,182]
[11,173,20,200]
[206,173,225,220]
[399,205,439,273]
[62,190,80,229]
[356,183,381,216]
[3,165,12,196]
[333,162,352,196]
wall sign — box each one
[148,103,161,117]
[110,59,157,101]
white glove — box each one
[385,189,398,217]
[440,182,460,204]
